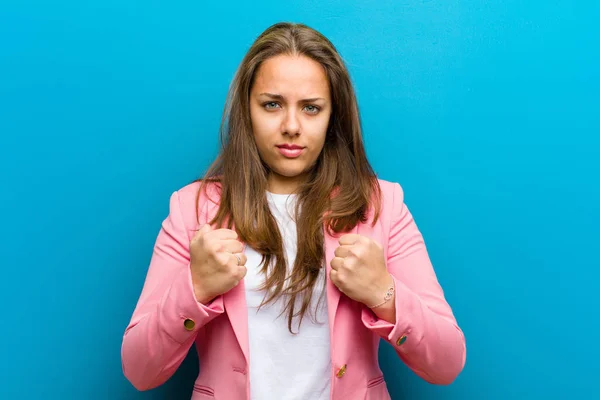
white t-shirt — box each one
[244,191,331,400]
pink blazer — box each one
[121,179,466,399]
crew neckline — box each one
[266,191,298,206]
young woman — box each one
[121,22,466,400]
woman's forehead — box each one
[252,55,330,99]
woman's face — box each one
[250,54,332,194]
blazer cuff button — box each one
[183,318,196,331]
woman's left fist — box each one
[329,233,392,306]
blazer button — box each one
[183,318,196,331]
[396,335,407,346]
[336,364,347,378]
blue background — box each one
[1,1,599,399]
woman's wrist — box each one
[366,273,395,308]
[192,281,216,305]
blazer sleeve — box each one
[361,182,466,384]
[121,190,225,391]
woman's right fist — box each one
[189,224,247,304]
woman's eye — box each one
[303,105,320,114]
[264,102,280,110]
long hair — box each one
[194,22,382,333]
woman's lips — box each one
[276,145,305,158]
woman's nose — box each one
[282,109,301,136]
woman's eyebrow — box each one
[258,92,326,102]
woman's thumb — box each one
[201,223,212,232]
[193,223,211,239]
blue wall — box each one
[1,1,599,398]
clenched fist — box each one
[330,233,392,307]
[190,224,247,304]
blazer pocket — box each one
[367,375,385,388]
[192,384,215,398]
[365,376,391,400]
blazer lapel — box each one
[204,192,250,365]
[222,227,250,365]
[223,266,250,365]
[324,222,358,335]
